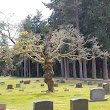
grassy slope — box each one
[0,77,110,110]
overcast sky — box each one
[0,0,52,22]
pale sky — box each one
[0,0,52,23]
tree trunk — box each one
[103,56,108,79]
[72,60,77,78]
[64,57,68,79]
[66,58,70,78]
[83,59,87,78]
[43,62,54,92]
[23,54,27,77]
[79,59,83,79]
[61,58,65,77]
[92,57,97,79]
[36,63,39,77]
[28,59,31,77]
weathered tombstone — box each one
[87,81,92,85]
[75,83,82,88]
[60,80,65,83]
[16,84,21,88]
[33,100,53,110]
[102,83,110,94]
[54,83,58,87]
[0,82,5,86]
[90,88,107,102]
[40,84,44,86]
[36,80,40,82]
[24,80,30,84]
[0,104,6,110]
[98,83,102,87]
[7,85,13,89]
[20,80,24,83]
[70,98,88,110]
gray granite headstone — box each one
[75,83,82,88]
[16,84,21,88]
[0,82,5,86]
[102,83,110,94]
[0,104,6,110]
[70,98,88,110]
[33,100,53,110]
[87,81,92,85]
[90,88,107,102]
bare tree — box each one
[14,25,90,92]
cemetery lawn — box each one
[0,77,110,110]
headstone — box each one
[87,81,92,85]
[36,80,40,82]
[102,83,110,94]
[7,85,13,89]
[40,84,44,86]
[0,104,6,110]
[75,83,82,88]
[16,84,21,88]
[33,100,53,110]
[60,80,65,83]
[56,79,60,82]
[0,82,5,86]
[98,83,102,87]
[24,80,30,84]
[90,88,107,102]
[54,83,58,87]
[20,80,24,83]
[70,98,88,110]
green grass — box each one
[0,77,110,110]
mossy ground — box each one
[0,77,110,110]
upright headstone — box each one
[102,83,110,94]
[16,84,21,88]
[0,82,5,86]
[33,100,53,110]
[87,81,92,85]
[7,85,13,89]
[0,104,6,110]
[90,88,107,102]
[70,98,88,110]
[24,80,30,84]
[75,83,82,88]
[20,80,24,83]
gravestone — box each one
[33,100,53,110]
[7,85,13,89]
[70,98,88,110]
[16,84,21,88]
[90,88,107,102]
[75,83,82,88]
[102,83,110,94]
[0,104,6,110]
[98,83,102,87]
[20,80,24,83]
[60,80,65,83]
[36,80,40,82]
[54,83,58,87]
[0,82,5,86]
[40,84,44,86]
[24,80,30,84]
[87,81,92,85]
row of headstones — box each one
[0,97,102,110]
